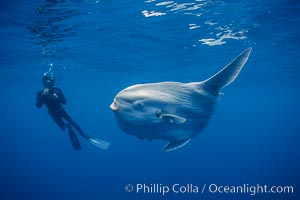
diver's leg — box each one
[48,111,66,130]
[61,109,87,138]
[67,125,81,150]
[49,110,81,150]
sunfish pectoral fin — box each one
[162,114,186,124]
[162,138,191,152]
[200,47,252,95]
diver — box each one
[36,73,110,150]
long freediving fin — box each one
[85,135,110,150]
[162,138,191,152]
[68,125,81,150]
[71,125,110,150]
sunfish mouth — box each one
[110,99,119,111]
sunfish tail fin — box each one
[202,47,252,95]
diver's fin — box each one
[195,48,252,95]
[85,135,110,150]
[162,138,191,152]
[162,114,186,124]
[68,126,81,150]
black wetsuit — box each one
[36,87,85,137]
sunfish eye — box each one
[156,109,162,118]
[133,100,144,109]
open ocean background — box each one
[0,0,299,199]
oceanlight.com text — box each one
[207,183,293,196]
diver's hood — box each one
[42,73,55,87]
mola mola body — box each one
[110,48,252,151]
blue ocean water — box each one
[0,0,299,199]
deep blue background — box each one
[0,0,299,199]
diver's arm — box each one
[36,91,44,108]
[54,87,67,105]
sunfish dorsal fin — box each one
[200,47,252,95]
[163,138,191,152]
[162,114,186,124]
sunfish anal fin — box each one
[162,114,186,124]
[162,138,191,152]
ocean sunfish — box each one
[110,48,252,151]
